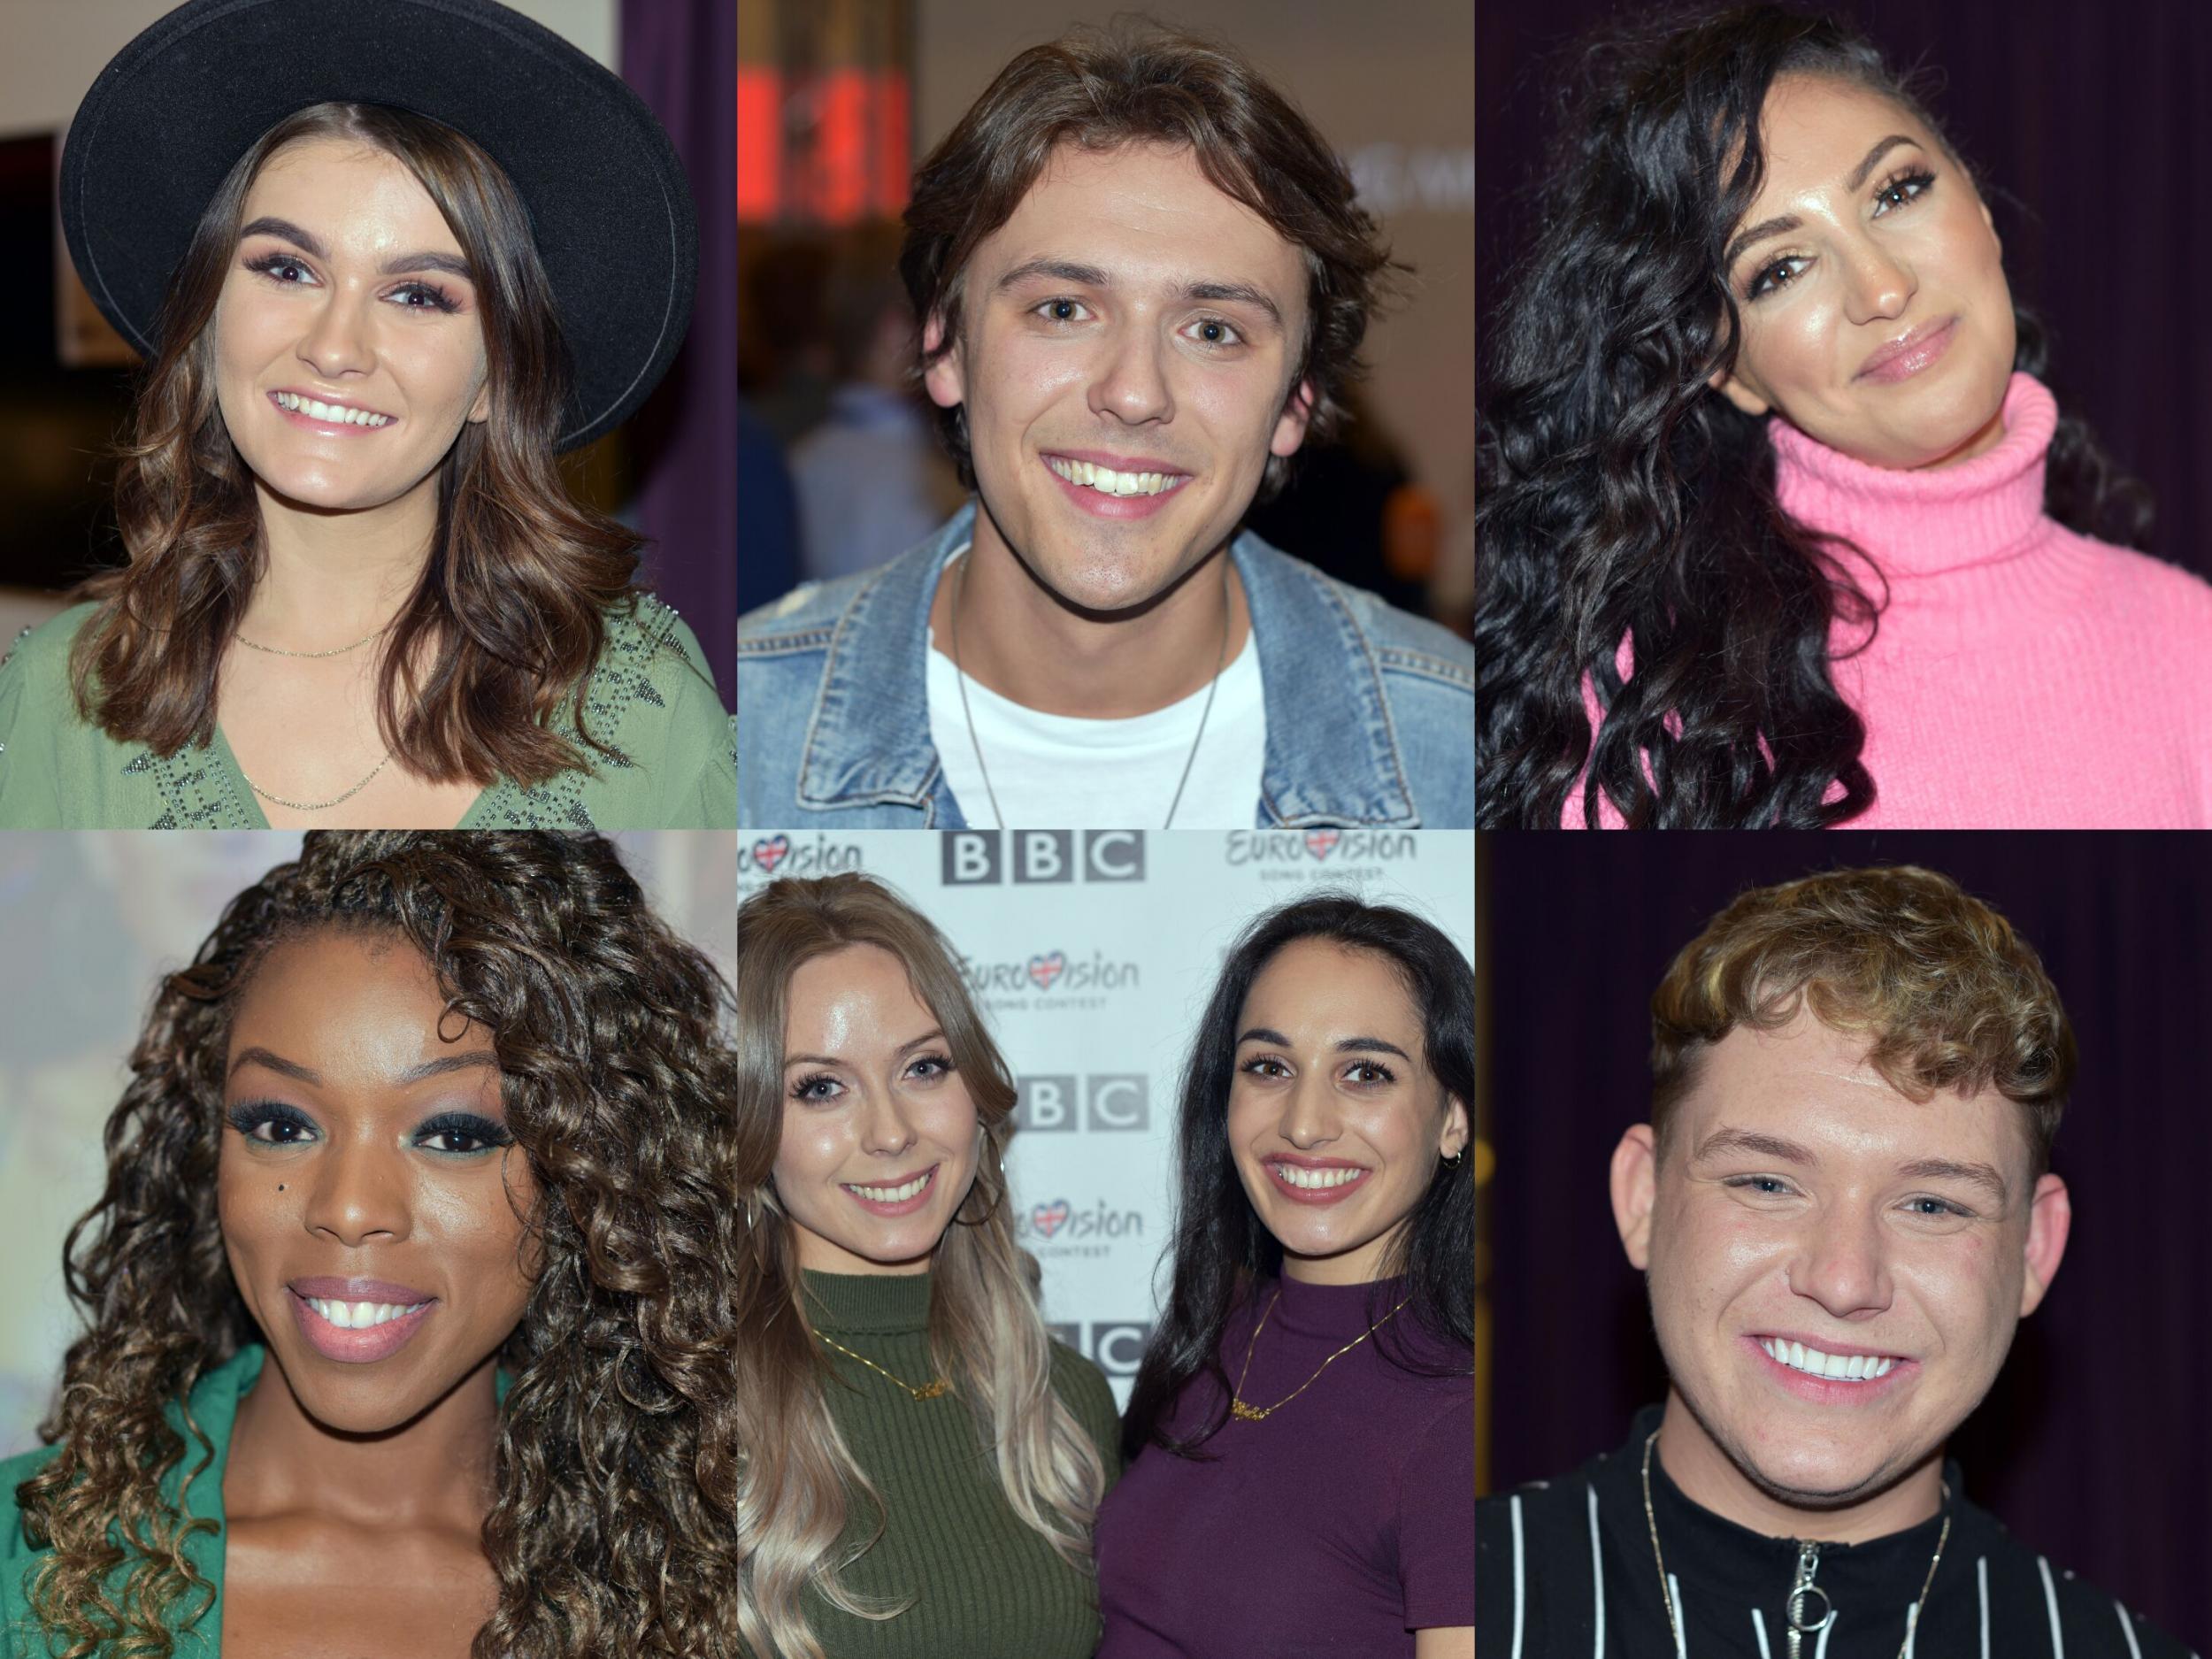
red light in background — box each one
[737,67,910,225]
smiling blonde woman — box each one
[0,0,729,830]
[735,872,1116,1659]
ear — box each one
[2016,1171,2071,1317]
[1269,378,1316,459]
[1611,1123,1660,1270]
[921,309,965,411]
[467,374,491,426]
[1438,1094,1470,1161]
[1706,363,1771,418]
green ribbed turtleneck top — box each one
[787,1269,1121,1659]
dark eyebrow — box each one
[1235,1027,1411,1061]
[228,1048,495,1087]
[783,1030,946,1071]
[995,260,1284,333]
[1693,1125,1817,1165]
[1724,134,1921,271]
[239,215,473,282]
[396,1052,498,1085]
[1899,1157,2009,1208]
[230,1046,319,1086]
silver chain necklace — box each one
[239,754,392,812]
[233,622,388,658]
[1640,1431,1950,1659]
[947,549,1230,831]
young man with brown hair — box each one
[1478,865,2189,1657]
[738,27,1471,830]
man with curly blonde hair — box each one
[1478,865,2187,1658]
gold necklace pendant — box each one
[1228,1288,1412,1424]
[816,1332,950,1402]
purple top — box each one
[1094,1274,1474,1657]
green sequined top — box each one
[0,596,735,828]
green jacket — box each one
[0,596,736,828]
[0,1343,512,1658]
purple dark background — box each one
[623,0,734,707]
[1478,0,2212,575]
[1481,831,2212,1647]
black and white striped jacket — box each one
[1478,1409,2193,1658]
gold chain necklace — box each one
[815,1332,949,1402]
[1640,1430,1950,1659]
[238,754,391,812]
[234,623,387,658]
[1229,1287,1410,1422]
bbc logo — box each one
[1016,1074,1148,1133]
[1046,1321,1155,1378]
[942,831,1146,885]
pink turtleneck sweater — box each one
[1571,371,2212,827]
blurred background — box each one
[1479,0,2212,580]
[0,829,736,1457]
[1476,831,2212,1647]
[0,0,736,705]
[737,0,1474,637]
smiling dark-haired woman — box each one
[0,0,731,829]
[0,833,738,1659]
[1095,893,1474,1658]
[1477,2,2212,830]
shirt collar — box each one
[794,502,1417,825]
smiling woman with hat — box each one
[0,0,730,829]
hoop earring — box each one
[1442,1149,1465,1168]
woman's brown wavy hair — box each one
[69,103,641,788]
[10,832,739,1659]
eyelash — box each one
[1030,296,1245,349]
[1238,1056,1399,1085]
[1723,1175,1971,1217]
[1744,167,1937,301]
[789,1053,956,1103]
[244,250,461,315]
[225,1100,513,1156]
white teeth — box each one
[1046,457,1185,496]
[304,1297,425,1329]
[1761,1337,1897,1382]
[275,392,391,427]
[847,1171,932,1203]
[1272,1164,1364,1190]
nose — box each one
[856,1087,919,1159]
[1843,244,1916,330]
[295,282,378,381]
[299,1140,407,1248]
[1087,318,1174,426]
[1787,1202,1893,1321]
[1277,1070,1343,1153]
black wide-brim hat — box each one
[59,0,697,452]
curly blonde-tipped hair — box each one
[1649,865,2074,1177]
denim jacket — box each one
[737,503,1472,827]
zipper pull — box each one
[1786,1540,1833,1659]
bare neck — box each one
[1655,1388,1946,1544]
[224,1347,502,1532]
[241,473,440,649]
[931,514,1248,719]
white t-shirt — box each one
[924,621,1267,830]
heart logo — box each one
[1304,829,1341,861]
[1027,950,1067,991]
[751,834,791,874]
[1032,1200,1071,1239]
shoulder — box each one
[1956,1499,2195,1658]
[737,563,890,656]
[591,594,728,739]
[1233,538,1473,694]
[2059,529,2212,627]
[0,603,97,687]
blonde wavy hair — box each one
[1650,864,2074,1177]
[733,872,1107,1659]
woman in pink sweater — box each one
[1475,4,2212,828]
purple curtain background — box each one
[622,0,735,708]
[1481,832,2212,1647]
[1478,0,2212,577]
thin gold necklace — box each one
[1640,1430,1950,1659]
[239,754,391,811]
[814,1332,949,1402]
[1229,1287,1410,1422]
[234,622,387,658]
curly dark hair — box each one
[1475,2,2158,828]
[10,832,739,1659]
[900,22,1405,502]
